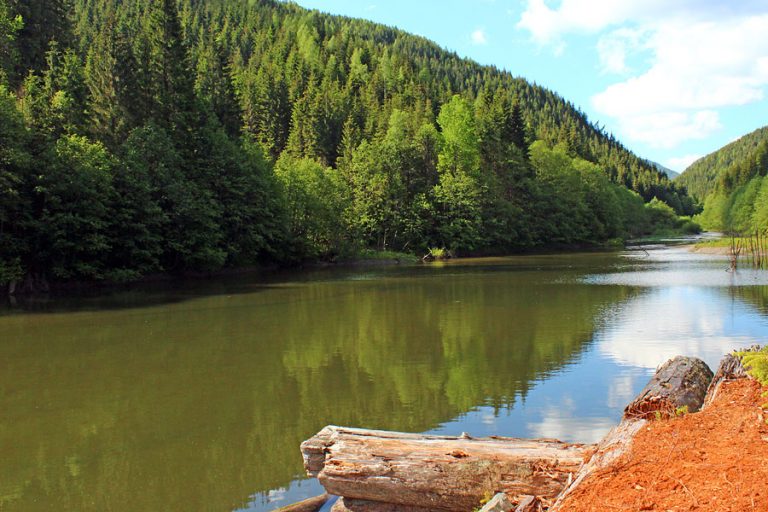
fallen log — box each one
[274,494,329,512]
[301,426,589,511]
[551,355,714,510]
[704,346,761,407]
[623,356,713,420]
[330,498,439,512]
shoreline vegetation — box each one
[1,0,698,296]
[3,229,705,297]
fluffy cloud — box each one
[517,1,768,148]
[471,28,488,45]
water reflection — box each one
[0,248,766,512]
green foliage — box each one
[427,247,448,260]
[36,135,115,280]
[0,0,700,286]
[275,153,347,258]
[679,126,768,201]
[645,198,678,231]
[0,0,22,83]
[737,347,768,386]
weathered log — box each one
[301,426,589,511]
[513,495,541,512]
[549,418,646,510]
[330,497,439,512]
[704,345,762,407]
[623,356,713,420]
[274,494,329,512]
[479,493,514,512]
[551,355,715,510]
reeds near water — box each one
[729,230,768,270]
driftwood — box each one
[331,498,439,512]
[623,356,713,420]
[301,426,589,511]
[478,493,514,512]
[551,356,715,510]
[302,355,720,511]
[274,494,329,512]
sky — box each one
[292,0,768,173]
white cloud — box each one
[666,154,703,172]
[471,28,488,45]
[596,28,645,74]
[517,1,768,148]
[618,110,722,149]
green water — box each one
[1,247,767,511]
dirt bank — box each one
[559,378,768,511]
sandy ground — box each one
[559,378,768,511]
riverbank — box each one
[293,349,768,511]
[559,377,768,511]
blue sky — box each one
[293,0,768,173]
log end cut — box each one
[623,356,713,420]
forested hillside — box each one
[690,128,768,232]
[0,0,694,288]
[678,126,768,202]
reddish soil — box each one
[559,378,768,511]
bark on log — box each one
[331,498,440,512]
[513,495,541,512]
[477,493,514,512]
[623,356,713,420]
[704,346,761,407]
[273,494,329,512]
[551,355,715,510]
[301,426,589,511]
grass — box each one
[427,247,449,260]
[736,346,768,386]
[694,238,739,249]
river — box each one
[1,243,767,511]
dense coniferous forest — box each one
[677,126,768,202]
[685,126,768,232]
[0,0,695,288]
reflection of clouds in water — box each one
[526,404,615,444]
[606,373,643,409]
[596,287,766,369]
[481,413,496,426]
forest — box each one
[678,126,768,233]
[0,0,696,288]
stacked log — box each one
[298,355,728,511]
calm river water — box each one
[1,243,767,511]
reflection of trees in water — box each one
[0,274,634,511]
[729,285,768,315]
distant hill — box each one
[677,126,768,201]
[651,162,680,180]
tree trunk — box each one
[274,494,329,512]
[704,346,761,407]
[551,355,715,510]
[623,356,713,420]
[331,498,440,512]
[301,426,590,511]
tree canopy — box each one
[0,0,695,288]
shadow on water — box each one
[0,254,636,512]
